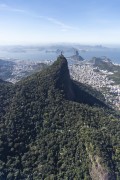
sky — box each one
[0,0,120,45]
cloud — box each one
[0,3,77,31]
[0,3,26,13]
[33,15,78,31]
[46,17,75,31]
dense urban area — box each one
[69,58,120,110]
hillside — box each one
[0,55,120,179]
[0,79,14,117]
[90,57,120,84]
[0,59,48,83]
[90,57,113,70]
[0,59,15,80]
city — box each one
[69,60,120,110]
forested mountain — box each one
[90,57,120,84]
[90,57,113,70]
[0,55,120,179]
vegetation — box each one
[0,55,119,179]
[0,60,14,80]
[108,71,120,84]
[91,57,120,84]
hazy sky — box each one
[0,0,120,45]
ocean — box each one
[0,48,120,64]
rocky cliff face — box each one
[52,55,75,100]
[89,155,115,180]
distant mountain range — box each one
[0,44,110,54]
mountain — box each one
[70,50,84,61]
[89,57,118,72]
[90,57,120,85]
[0,55,119,179]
